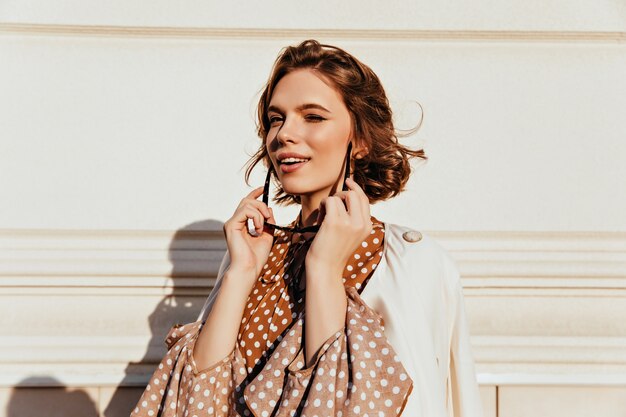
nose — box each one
[275,116,299,146]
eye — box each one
[305,114,325,122]
[268,115,283,125]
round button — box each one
[402,230,422,243]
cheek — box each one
[310,131,349,165]
[312,147,347,180]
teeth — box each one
[281,157,310,164]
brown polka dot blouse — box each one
[132,215,414,417]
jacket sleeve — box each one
[445,256,484,417]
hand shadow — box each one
[6,376,98,417]
[103,219,226,417]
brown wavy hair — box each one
[244,39,426,205]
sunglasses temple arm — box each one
[342,142,352,191]
[262,166,272,206]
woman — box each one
[132,39,483,417]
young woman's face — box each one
[265,68,353,200]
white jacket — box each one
[198,222,484,417]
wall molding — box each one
[2,228,625,388]
[2,228,625,289]
[0,23,624,42]
[2,335,626,387]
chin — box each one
[279,178,315,195]
[282,183,336,201]
[280,184,312,197]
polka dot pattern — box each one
[242,285,414,416]
[131,321,248,417]
[238,215,386,372]
[131,215,413,416]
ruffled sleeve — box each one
[131,320,247,417]
[243,286,414,417]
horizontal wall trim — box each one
[478,373,626,386]
[474,336,626,364]
[3,283,626,296]
[2,228,625,389]
[2,229,626,290]
[3,228,625,241]
[2,372,625,388]
[0,23,624,42]
[3,336,626,366]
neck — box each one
[298,176,347,227]
[299,197,322,228]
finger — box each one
[333,190,363,221]
[344,178,370,220]
[323,196,345,221]
[267,207,276,224]
[331,190,348,201]
[237,207,264,233]
[345,191,364,222]
[329,190,355,208]
[329,191,348,212]
[245,186,265,200]
[249,210,265,233]
[244,199,272,219]
[341,178,366,210]
[259,208,276,236]
[344,177,368,199]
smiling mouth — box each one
[279,157,311,165]
[278,158,310,173]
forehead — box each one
[268,68,345,111]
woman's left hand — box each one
[305,177,373,276]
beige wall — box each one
[1,1,625,416]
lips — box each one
[277,151,311,161]
[279,159,309,173]
[276,152,311,174]
[280,157,310,164]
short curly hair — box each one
[245,39,426,205]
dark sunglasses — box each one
[261,142,353,234]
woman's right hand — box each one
[223,186,276,284]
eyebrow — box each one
[267,103,331,114]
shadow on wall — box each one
[103,219,226,417]
[6,376,98,417]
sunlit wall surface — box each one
[1,2,625,416]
